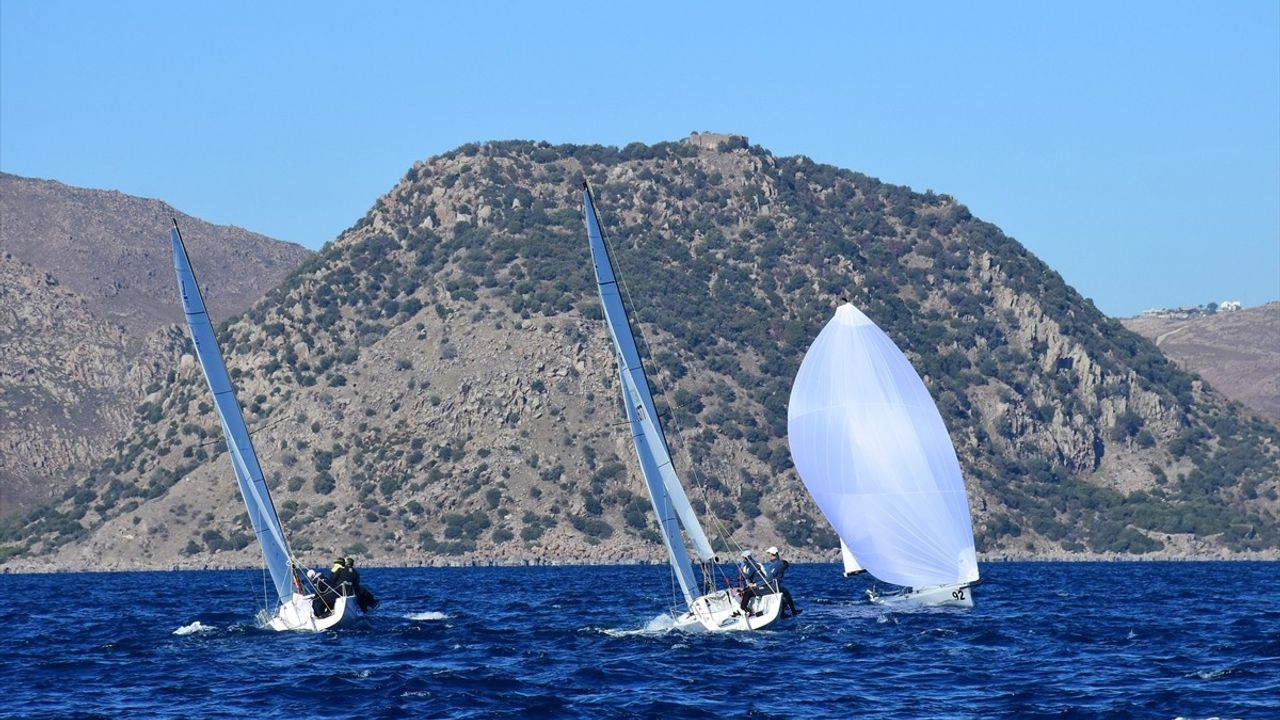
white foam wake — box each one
[405,611,449,621]
[173,621,214,635]
[602,613,677,637]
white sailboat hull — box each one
[674,588,784,632]
[265,593,362,632]
[867,582,974,608]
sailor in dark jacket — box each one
[330,557,353,597]
[345,556,380,612]
[762,547,800,616]
[307,569,339,618]
[738,550,767,613]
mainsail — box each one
[583,185,714,606]
[171,224,296,605]
[787,303,979,589]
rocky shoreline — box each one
[4,549,1275,575]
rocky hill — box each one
[2,134,1276,572]
[0,173,311,334]
[1123,303,1280,421]
[0,174,311,516]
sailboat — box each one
[583,184,782,631]
[787,303,980,607]
[170,221,359,631]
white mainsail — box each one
[577,185,784,630]
[583,186,714,607]
[619,367,700,602]
[787,303,979,591]
[171,225,298,607]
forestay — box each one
[171,226,295,605]
[787,303,979,589]
[583,186,714,604]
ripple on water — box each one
[1,563,1276,719]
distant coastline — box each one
[4,551,1275,575]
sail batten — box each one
[788,303,979,589]
[172,227,294,605]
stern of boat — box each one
[677,588,784,631]
[267,594,360,632]
[868,582,974,608]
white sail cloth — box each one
[840,538,864,576]
[788,304,979,589]
[172,227,295,604]
[583,186,715,606]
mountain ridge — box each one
[1122,303,1280,422]
[0,173,311,516]
[2,135,1276,571]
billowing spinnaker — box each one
[787,304,979,588]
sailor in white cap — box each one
[762,546,800,616]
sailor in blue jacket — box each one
[762,547,800,616]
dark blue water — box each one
[2,562,1276,719]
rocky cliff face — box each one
[3,136,1276,571]
[0,173,311,334]
[0,254,187,514]
[0,174,311,517]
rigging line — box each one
[589,278,686,608]
[700,558,727,595]
[703,508,746,559]
[596,193,738,554]
[261,562,272,611]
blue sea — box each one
[1,562,1276,719]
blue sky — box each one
[2,2,1276,317]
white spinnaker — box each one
[788,304,979,589]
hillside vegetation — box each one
[3,133,1277,571]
